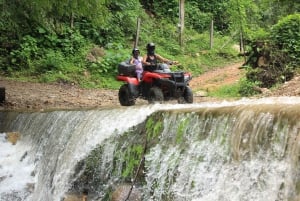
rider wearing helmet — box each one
[130,48,143,81]
[142,43,177,72]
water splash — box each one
[0,133,34,200]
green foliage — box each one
[266,0,300,24]
[176,119,189,143]
[238,12,300,92]
[36,27,87,55]
[122,144,144,178]
[36,50,86,84]
[141,0,230,32]
[37,51,69,73]
[271,14,300,66]
[146,116,163,140]
[192,0,230,32]
[245,28,270,42]
[84,42,129,88]
[238,77,260,97]
[7,26,87,73]
[9,35,39,70]
[241,14,299,91]
[208,83,241,98]
[185,3,212,33]
[141,0,178,21]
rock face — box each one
[111,184,142,201]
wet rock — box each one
[63,194,87,201]
[26,183,35,193]
[111,184,141,201]
[0,175,7,182]
[194,90,208,97]
[63,189,88,201]
[6,132,20,145]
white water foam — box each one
[0,133,35,199]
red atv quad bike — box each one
[116,61,193,106]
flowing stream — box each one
[0,97,300,201]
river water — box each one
[0,97,300,201]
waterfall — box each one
[0,97,300,201]
[143,104,300,201]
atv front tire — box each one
[148,87,164,104]
[118,84,135,106]
[182,86,193,103]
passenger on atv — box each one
[129,48,143,81]
[116,43,193,106]
[142,43,178,73]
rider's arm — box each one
[156,54,170,63]
[142,55,151,66]
[129,57,135,64]
[156,54,179,65]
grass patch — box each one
[207,83,241,98]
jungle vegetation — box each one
[0,0,299,96]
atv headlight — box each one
[184,74,192,82]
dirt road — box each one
[0,62,299,111]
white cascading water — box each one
[143,104,300,201]
[0,97,300,201]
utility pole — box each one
[179,0,184,47]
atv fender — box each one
[142,71,170,83]
[116,75,139,86]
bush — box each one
[271,14,300,66]
[9,35,39,70]
[238,77,260,97]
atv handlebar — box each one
[144,61,179,66]
[166,60,179,65]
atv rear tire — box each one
[148,87,164,104]
[182,86,193,103]
[118,85,135,106]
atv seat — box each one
[144,63,171,73]
[143,64,158,72]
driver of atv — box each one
[142,43,178,72]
